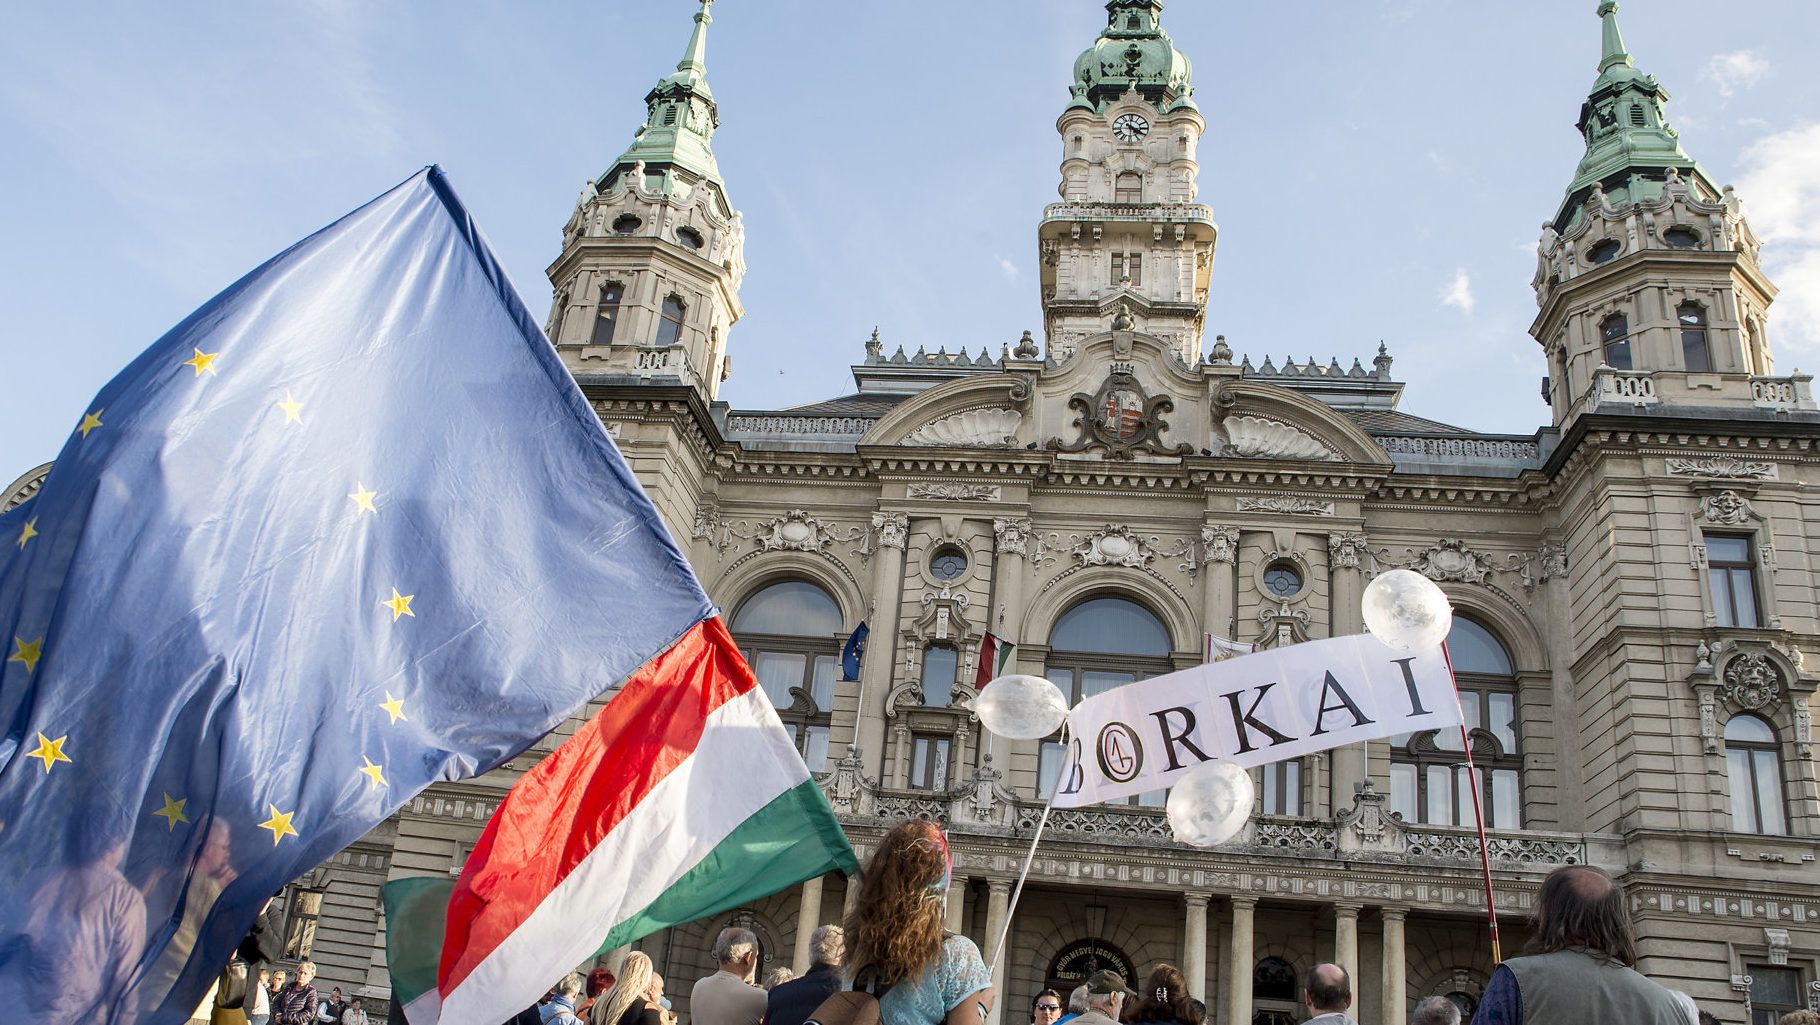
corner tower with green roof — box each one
[1530,2,1802,428]
[1038,0,1217,366]
[542,0,745,401]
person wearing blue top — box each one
[842,820,994,1025]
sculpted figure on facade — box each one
[1699,489,1754,525]
[993,516,1034,557]
[870,510,909,549]
[1327,531,1369,570]
[1721,653,1783,711]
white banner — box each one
[1054,634,1463,808]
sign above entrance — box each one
[1047,938,1138,988]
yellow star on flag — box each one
[348,482,379,515]
[77,410,104,439]
[380,587,414,621]
[25,732,70,774]
[9,637,42,675]
[258,804,299,846]
[16,518,37,549]
[181,348,220,377]
[379,691,408,724]
[359,756,388,790]
[153,792,190,831]
[277,391,305,425]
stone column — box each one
[1201,525,1239,645]
[1333,903,1361,997]
[946,875,970,935]
[1182,892,1211,1003]
[1328,532,1369,815]
[992,518,1034,647]
[792,876,824,974]
[984,879,1012,1025]
[1381,908,1407,1025]
[855,512,909,781]
[1226,897,1256,1025]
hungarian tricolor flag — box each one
[974,631,1015,688]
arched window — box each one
[1041,596,1173,806]
[1253,957,1296,1001]
[1114,172,1142,204]
[1588,238,1622,265]
[920,644,958,708]
[1600,314,1631,370]
[731,581,841,771]
[1725,714,1787,835]
[1679,303,1711,372]
[655,295,687,347]
[591,282,623,345]
[1389,617,1523,829]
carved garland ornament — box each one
[906,482,1001,502]
[1047,364,1193,460]
[1073,525,1155,569]
[1666,456,1778,480]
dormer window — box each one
[655,295,687,347]
[1663,226,1700,249]
[675,225,704,250]
[592,283,623,345]
[612,214,642,234]
[1679,303,1711,372]
[1587,238,1622,265]
[1127,14,1140,29]
[1600,313,1631,369]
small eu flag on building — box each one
[840,621,869,681]
[0,168,727,1025]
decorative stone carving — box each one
[1795,699,1813,760]
[1536,540,1568,583]
[1201,524,1239,563]
[1328,531,1369,570]
[759,510,834,552]
[906,482,1002,502]
[1336,781,1401,854]
[904,408,1023,447]
[1408,539,1496,584]
[1667,456,1778,479]
[1073,524,1154,569]
[1700,490,1754,525]
[1721,653,1783,711]
[1237,496,1335,516]
[1047,364,1194,460]
[1222,416,1335,461]
[994,517,1034,557]
[1697,686,1720,754]
[871,511,909,549]
[1766,927,1792,966]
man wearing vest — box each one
[1470,865,1686,1024]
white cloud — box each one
[996,256,1018,280]
[1439,269,1475,314]
[1704,50,1770,98]
[1737,123,1820,363]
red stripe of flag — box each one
[437,616,754,995]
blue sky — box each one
[5,1,1820,482]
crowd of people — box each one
[504,819,1808,1025]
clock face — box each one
[1112,113,1150,143]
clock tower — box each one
[1038,0,1217,365]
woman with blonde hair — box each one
[590,952,666,1025]
[842,819,993,1025]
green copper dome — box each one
[598,0,731,217]
[1069,0,1196,113]
[1551,1,1718,230]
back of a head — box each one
[593,952,654,1025]
[1527,865,1637,966]
[714,926,759,967]
[1304,963,1350,1014]
[809,924,846,968]
[1696,1013,1718,1025]
[559,973,586,1001]
[588,969,615,999]
[1411,995,1462,1025]
[1067,985,1091,1014]
[842,819,951,987]
[1778,1011,1820,1025]
[1133,964,1195,1023]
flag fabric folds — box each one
[973,631,1014,688]
[0,166,731,1025]
[1204,632,1256,663]
[840,621,868,681]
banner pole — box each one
[987,723,1064,981]
[1441,641,1503,965]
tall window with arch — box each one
[1600,313,1631,370]
[1039,595,1174,807]
[1114,172,1142,204]
[1678,302,1711,372]
[730,580,840,772]
[655,294,687,347]
[592,282,624,345]
[1725,714,1787,835]
[1389,616,1523,829]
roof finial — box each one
[1596,1,1631,75]
[677,0,713,78]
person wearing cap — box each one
[1069,970,1136,1025]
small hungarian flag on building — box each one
[974,631,1015,687]
[1205,631,1257,663]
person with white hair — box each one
[1068,970,1136,1025]
[1055,984,1090,1025]
[764,925,845,1025]
[542,973,586,1025]
[691,926,767,1025]
[1411,995,1461,1025]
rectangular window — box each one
[1748,966,1802,1025]
[810,655,836,712]
[1038,741,1066,799]
[1487,692,1517,753]
[909,734,951,791]
[284,888,324,960]
[1435,692,1479,752]
[1127,253,1142,287]
[1260,759,1301,816]
[1079,670,1136,702]
[1705,533,1761,628]
[1109,254,1124,285]
[1389,763,1417,821]
[1491,768,1522,829]
[1682,325,1711,372]
[1424,764,1454,826]
[752,652,805,709]
[802,725,830,774]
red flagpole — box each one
[1441,640,1504,965]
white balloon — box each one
[1361,568,1453,652]
[974,674,1070,740]
[1166,760,1255,847]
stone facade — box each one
[7,3,1817,1024]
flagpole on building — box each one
[986,723,1066,981]
[1441,641,1503,965]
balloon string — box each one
[987,721,1064,983]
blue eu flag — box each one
[0,168,715,1025]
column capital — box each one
[1182,890,1212,909]
[1380,906,1408,922]
[987,877,1013,898]
[1332,902,1364,918]
[1229,895,1259,911]
[872,510,909,549]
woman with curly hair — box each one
[1127,965,1198,1025]
[842,819,994,1025]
